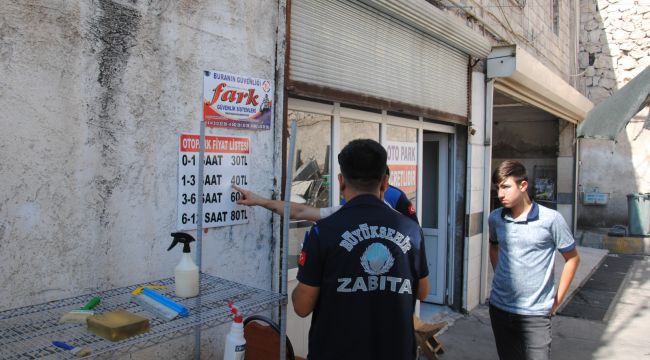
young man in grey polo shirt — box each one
[488,160,580,360]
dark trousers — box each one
[489,305,552,360]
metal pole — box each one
[194,120,206,360]
[573,136,580,235]
[280,120,297,360]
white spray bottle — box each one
[168,232,199,298]
[223,303,246,360]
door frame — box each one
[421,132,450,304]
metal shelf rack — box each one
[0,273,285,359]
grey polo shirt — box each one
[488,202,576,315]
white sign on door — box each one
[385,141,418,194]
[177,133,250,230]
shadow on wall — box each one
[577,1,649,228]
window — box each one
[340,118,380,146]
[286,98,455,272]
[287,110,331,269]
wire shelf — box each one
[0,273,286,359]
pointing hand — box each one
[232,185,263,206]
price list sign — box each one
[177,133,250,230]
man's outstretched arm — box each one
[232,185,321,222]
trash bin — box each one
[627,193,650,236]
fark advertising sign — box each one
[203,70,273,130]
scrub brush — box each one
[52,341,92,357]
[59,296,101,323]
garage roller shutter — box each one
[290,0,470,118]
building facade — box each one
[0,0,600,358]
[283,0,592,356]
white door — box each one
[421,133,448,303]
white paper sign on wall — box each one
[177,133,250,230]
[385,141,418,194]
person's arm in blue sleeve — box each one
[395,189,419,223]
[293,227,322,317]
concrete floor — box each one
[422,254,650,360]
[419,246,609,324]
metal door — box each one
[421,133,448,303]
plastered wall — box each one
[464,72,487,311]
[0,1,281,357]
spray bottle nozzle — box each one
[228,302,244,323]
[168,232,196,253]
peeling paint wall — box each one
[0,0,281,357]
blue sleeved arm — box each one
[488,210,499,244]
[296,225,323,286]
[395,190,419,224]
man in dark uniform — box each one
[383,167,418,223]
[292,139,429,360]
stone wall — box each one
[579,0,650,102]
[577,0,650,227]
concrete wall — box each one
[0,0,281,357]
[486,0,574,77]
[577,0,650,227]
[464,72,487,310]
[443,0,578,80]
[492,110,559,158]
[557,121,577,227]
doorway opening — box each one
[421,132,450,304]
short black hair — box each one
[338,139,387,192]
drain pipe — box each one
[463,115,473,310]
[574,136,580,235]
[479,78,495,303]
